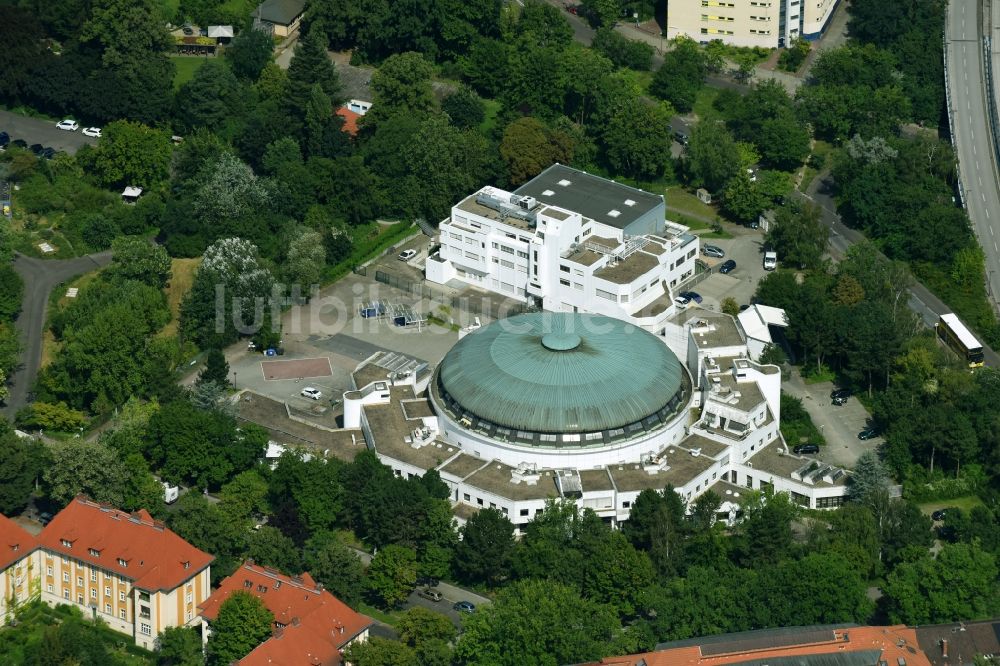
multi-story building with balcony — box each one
[426,164,699,334]
[667,0,840,49]
[34,497,213,649]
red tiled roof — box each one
[37,496,213,591]
[0,514,37,570]
[200,562,373,666]
[587,626,932,666]
[335,107,361,136]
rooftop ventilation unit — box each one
[475,192,537,225]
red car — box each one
[565,4,578,14]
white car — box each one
[56,119,79,131]
[82,127,101,138]
[398,249,417,261]
[301,387,322,400]
[673,296,690,308]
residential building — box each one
[582,624,932,666]
[253,0,305,38]
[0,514,39,621]
[426,164,699,334]
[199,561,373,666]
[35,497,213,649]
[667,0,841,49]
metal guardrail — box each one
[943,28,966,208]
[982,28,1000,180]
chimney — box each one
[291,617,300,627]
[941,639,949,658]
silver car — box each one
[702,244,725,259]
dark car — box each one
[830,388,851,406]
[453,600,476,613]
[858,427,879,440]
[0,131,9,149]
[11,139,27,149]
[937,525,957,541]
[38,512,53,525]
[679,291,703,304]
[182,26,194,35]
[674,130,689,146]
[931,508,954,521]
[416,576,439,588]
[41,147,56,160]
[793,444,819,454]
[29,143,43,155]
[719,259,737,274]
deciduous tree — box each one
[366,544,417,608]
[207,592,274,666]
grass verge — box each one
[172,56,208,90]
[159,257,201,338]
[918,495,985,515]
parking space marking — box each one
[261,356,334,380]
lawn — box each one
[479,98,502,135]
[159,0,180,21]
[666,185,718,222]
[159,257,201,338]
[918,496,985,515]
[692,86,724,123]
[172,56,208,90]
[798,139,834,193]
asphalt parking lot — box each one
[687,225,770,310]
[0,110,98,154]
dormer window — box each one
[89,548,100,557]
[182,561,190,570]
[244,580,252,588]
[11,544,19,552]
[117,558,128,568]
[60,539,72,548]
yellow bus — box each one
[937,313,985,368]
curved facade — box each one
[430,313,693,468]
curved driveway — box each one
[1,251,113,416]
[0,110,98,154]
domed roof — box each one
[436,312,684,434]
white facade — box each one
[667,0,841,48]
[426,182,700,334]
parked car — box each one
[416,576,439,587]
[182,25,194,35]
[11,139,27,149]
[453,600,476,613]
[858,427,879,440]
[702,244,725,259]
[830,388,851,406]
[931,508,954,521]
[398,249,417,261]
[29,143,43,155]
[793,443,820,454]
[719,259,737,274]
[673,295,690,308]
[674,130,689,146]
[41,147,56,160]
[56,119,79,131]
[301,387,322,400]
[82,126,102,138]
[0,131,9,149]
[763,251,778,271]
[417,587,443,602]
[38,512,53,526]
[679,291,703,303]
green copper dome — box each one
[435,312,685,435]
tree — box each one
[686,121,741,193]
[0,266,24,322]
[721,297,740,316]
[157,625,204,666]
[177,59,244,132]
[454,508,516,586]
[108,236,172,288]
[758,114,811,170]
[0,427,48,514]
[17,401,88,432]
[592,27,654,70]
[198,349,230,388]
[343,637,419,666]
[453,578,622,666]
[765,201,829,269]
[247,526,302,575]
[285,227,326,288]
[500,117,574,185]
[722,172,768,225]
[578,524,654,617]
[581,0,622,28]
[193,154,271,227]
[303,532,366,605]
[207,592,274,666]
[225,27,273,81]
[368,51,436,125]
[43,440,130,507]
[397,606,457,650]
[442,86,486,129]
[603,99,673,182]
[848,450,890,503]
[168,493,246,577]
[884,542,1000,624]
[649,37,707,112]
[87,120,172,188]
[367,544,418,609]
[268,451,343,540]
[285,31,342,118]
[0,7,46,103]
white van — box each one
[163,482,179,504]
[763,251,777,271]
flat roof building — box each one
[667,0,840,48]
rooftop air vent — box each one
[624,199,636,206]
[542,189,555,196]
[608,210,621,217]
[558,179,572,186]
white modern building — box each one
[426,164,700,334]
[667,0,841,48]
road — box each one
[798,174,1000,367]
[1,251,113,417]
[946,0,1000,309]
[0,110,98,154]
